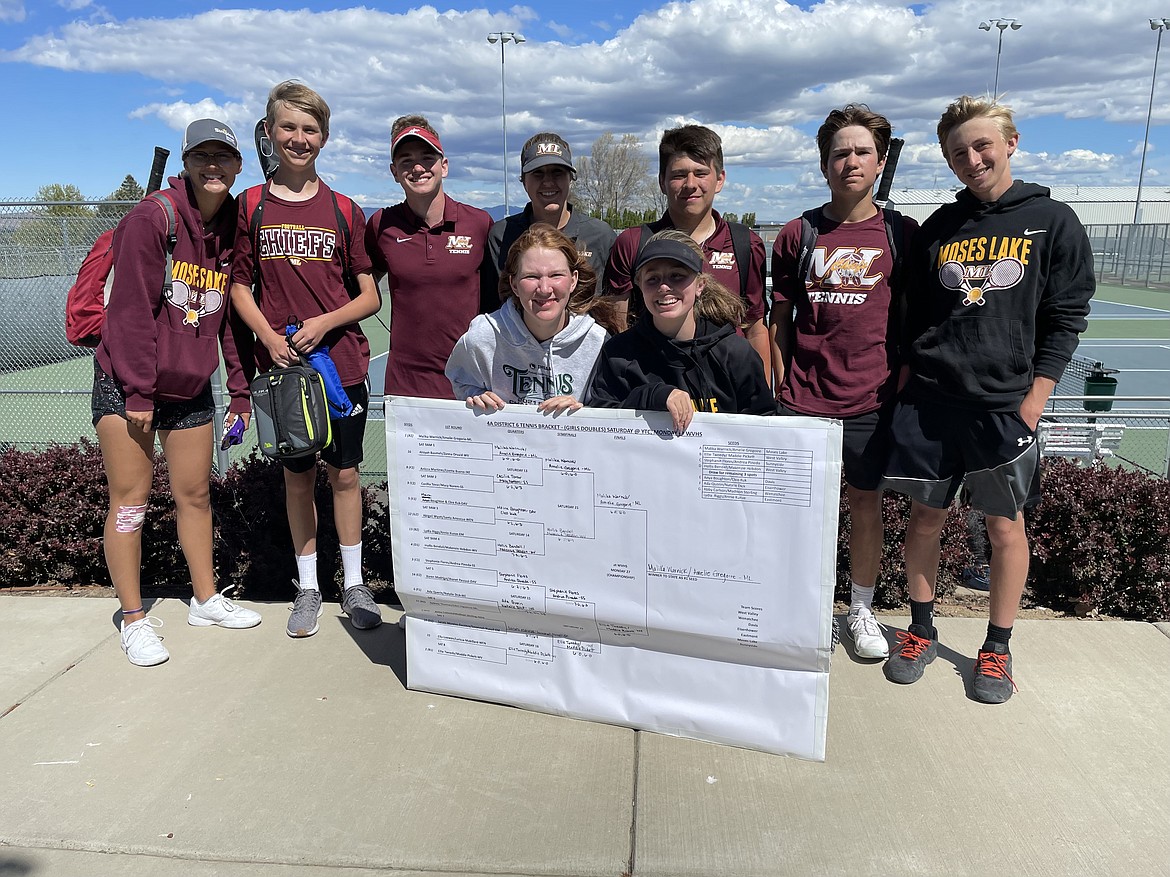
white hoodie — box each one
[445,299,609,404]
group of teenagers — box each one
[94,80,1095,706]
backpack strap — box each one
[145,190,178,296]
[330,189,361,300]
[245,182,269,302]
[881,207,908,358]
[726,221,752,302]
[796,208,822,289]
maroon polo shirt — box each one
[603,209,767,325]
[365,196,493,398]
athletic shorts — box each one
[91,360,214,431]
[777,403,892,491]
[882,399,1040,520]
[283,380,369,473]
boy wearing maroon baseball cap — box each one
[365,115,494,400]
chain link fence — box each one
[2,200,1166,479]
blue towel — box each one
[285,324,353,418]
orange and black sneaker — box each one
[884,623,937,684]
[973,641,1016,704]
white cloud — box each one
[0,0,25,23]
[2,0,1164,215]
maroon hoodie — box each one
[96,175,248,414]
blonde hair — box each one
[266,80,330,138]
[936,95,1018,156]
[635,230,745,327]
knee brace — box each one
[115,504,147,533]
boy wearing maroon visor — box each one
[365,115,494,399]
[604,124,770,379]
[230,80,384,637]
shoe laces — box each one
[976,649,1017,690]
[893,629,932,659]
[125,616,164,643]
[849,610,883,638]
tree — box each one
[574,133,659,222]
[35,183,89,217]
[741,212,757,228]
[98,174,145,218]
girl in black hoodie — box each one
[589,230,773,433]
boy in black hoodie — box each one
[882,96,1094,703]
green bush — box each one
[1026,459,1170,620]
[0,443,392,600]
[3,444,1167,622]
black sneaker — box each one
[973,641,1016,703]
[884,623,937,684]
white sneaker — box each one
[846,607,889,659]
[188,592,262,629]
[121,616,169,666]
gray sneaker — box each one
[287,582,323,638]
[341,584,382,630]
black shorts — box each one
[777,403,891,491]
[91,360,214,431]
[883,399,1040,519]
[282,381,369,473]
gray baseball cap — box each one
[520,134,575,175]
[181,119,241,157]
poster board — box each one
[387,399,841,760]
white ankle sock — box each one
[340,542,363,590]
[296,552,319,591]
[850,582,875,613]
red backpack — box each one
[65,191,177,347]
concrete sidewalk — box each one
[1,594,1167,876]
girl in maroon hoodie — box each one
[93,119,260,667]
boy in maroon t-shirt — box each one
[603,125,769,377]
[230,80,384,637]
[770,105,917,661]
[365,115,494,399]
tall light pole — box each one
[978,18,1022,96]
[1135,19,1170,224]
[487,31,525,216]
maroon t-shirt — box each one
[232,183,373,387]
[604,210,767,325]
[365,196,493,398]
[772,208,918,417]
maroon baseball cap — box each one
[391,125,444,158]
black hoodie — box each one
[588,314,774,416]
[902,181,1094,411]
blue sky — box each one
[1,0,1168,221]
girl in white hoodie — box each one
[445,223,622,412]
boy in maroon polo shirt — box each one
[770,105,918,661]
[365,115,494,399]
[604,124,769,378]
[230,81,384,637]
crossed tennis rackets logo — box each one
[939,257,1025,306]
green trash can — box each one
[1084,362,1118,413]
